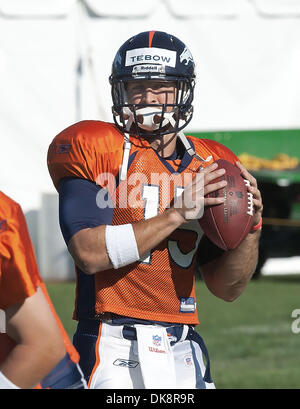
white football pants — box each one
[88,322,215,389]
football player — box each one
[0,192,86,389]
[47,31,263,388]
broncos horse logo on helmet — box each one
[180,47,194,66]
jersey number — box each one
[140,185,203,268]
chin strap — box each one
[120,114,134,181]
[177,130,212,163]
[120,138,131,181]
[168,116,212,163]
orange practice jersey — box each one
[0,192,79,365]
[48,120,238,325]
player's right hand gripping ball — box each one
[199,159,254,250]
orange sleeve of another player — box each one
[0,195,41,310]
[0,193,79,364]
[47,120,124,191]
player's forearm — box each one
[201,229,261,302]
[68,207,184,274]
[133,207,184,257]
[0,343,61,388]
[2,288,66,388]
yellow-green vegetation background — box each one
[47,275,300,389]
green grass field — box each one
[46,275,300,389]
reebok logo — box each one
[56,143,72,154]
[113,359,139,368]
[0,219,8,233]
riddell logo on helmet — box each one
[132,64,165,75]
[125,47,176,67]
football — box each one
[199,159,254,250]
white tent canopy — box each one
[252,0,300,17]
[1,0,300,212]
[0,0,77,17]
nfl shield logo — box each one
[152,335,162,346]
[184,355,193,367]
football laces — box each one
[244,179,254,216]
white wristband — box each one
[0,371,20,389]
[105,224,140,269]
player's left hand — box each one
[235,161,263,226]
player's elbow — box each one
[78,257,104,275]
[69,249,106,275]
[26,329,66,380]
[204,275,247,302]
[208,287,240,303]
[220,292,240,303]
[43,335,66,365]
[68,229,110,274]
[70,245,109,275]
[219,280,249,302]
[38,319,66,364]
